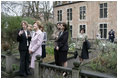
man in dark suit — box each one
[108,29,115,43]
[17,21,31,77]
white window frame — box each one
[79,6,86,20]
[57,10,62,22]
[78,24,87,35]
[67,8,72,21]
[99,2,108,18]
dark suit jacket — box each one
[56,30,68,52]
[109,31,115,38]
[17,29,31,51]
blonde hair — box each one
[28,24,33,31]
[28,24,33,27]
[21,21,28,27]
[33,21,42,29]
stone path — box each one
[67,49,100,68]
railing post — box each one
[34,55,42,78]
[6,50,13,73]
[72,62,81,78]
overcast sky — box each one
[1,1,53,16]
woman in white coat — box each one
[29,21,44,69]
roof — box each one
[53,1,84,8]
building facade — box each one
[53,1,117,39]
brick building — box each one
[53,1,117,39]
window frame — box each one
[99,23,108,39]
[99,3,108,18]
[79,6,86,20]
[67,8,72,21]
[78,24,87,35]
[57,10,62,22]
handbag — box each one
[86,40,91,49]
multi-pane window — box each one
[80,25,86,33]
[70,25,72,37]
[100,3,108,18]
[57,10,62,21]
[100,24,107,38]
[80,6,86,20]
[67,8,72,21]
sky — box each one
[1,1,53,16]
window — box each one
[67,8,72,21]
[70,25,72,37]
[100,3,107,18]
[100,24,107,38]
[80,25,86,33]
[57,10,62,21]
[80,6,86,20]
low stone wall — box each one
[1,54,20,73]
[34,55,81,78]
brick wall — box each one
[53,1,117,39]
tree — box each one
[40,1,53,22]
[22,1,41,20]
[22,1,53,22]
[1,1,22,16]
[1,13,35,52]
[43,22,55,40]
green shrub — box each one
[12,64,19,71]
[85,42,117,74]
[1,13,35,53]
[98,41,117,53]
[22,17,35,25]
[69,43,76,52]
[43,22,55,40]
[46,46,54,54]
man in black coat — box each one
[108,29,115,43]
[17,21,31,77]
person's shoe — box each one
[63,72,67,77]
[26,71,32,75]
[29,68,34,75]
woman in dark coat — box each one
[55,22,68,67]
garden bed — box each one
[82,50,117,76]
